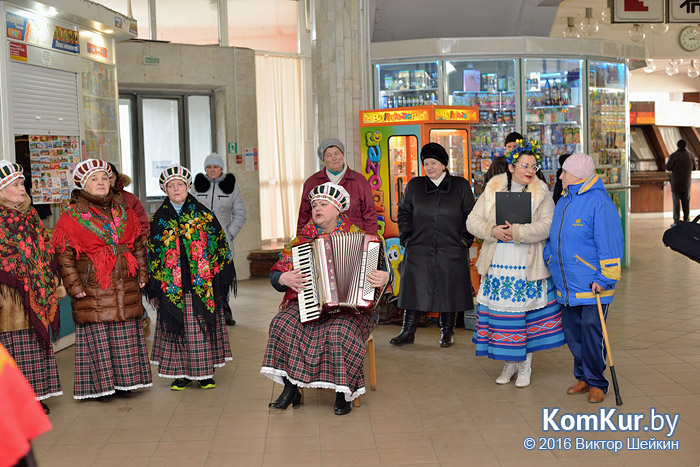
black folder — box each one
[495,192,532,225]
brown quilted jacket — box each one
[56,190,148,324]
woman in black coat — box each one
[390,143,476,348]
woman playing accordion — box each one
[261,182,390,416]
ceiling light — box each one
[579,8,599,35]
[105,29,114,34]
[666,64,679,76]
[650,23,669,34]
[629,24,646,42]
[669,59,684,67]
[688,68,700,78]
[643,59,656,73]
[48,6,58,16]
[563,17,580,38]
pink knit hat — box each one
[562,153,595,181]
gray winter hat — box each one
[204,152,225,170]
[317,138,345,161]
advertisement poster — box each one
[5,8,79,54]
[28,135,80,204]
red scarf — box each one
[51,191,140,290]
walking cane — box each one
[595,291,623,406]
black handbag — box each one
[662,214,700,264]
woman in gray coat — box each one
[193,153,246,325]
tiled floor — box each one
[33,218,700,466]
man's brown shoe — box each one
[567,380,590,395]
[588,387,605,403]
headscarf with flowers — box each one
[52,189,141,291]
[271,215,360,308]
[146,194,236,335]
[504,137,543,165]
[0,196,60,343]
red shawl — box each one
[51,190,140,290]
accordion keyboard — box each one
[291,243,321,322]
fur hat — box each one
[317,138,345,161]
[204,153,225,170]
[562,153,595,181]
[73,159,111,188]
[159,164,193,193]
[0,160,24,191]
[420,142,449,167]
[308,182,350,212]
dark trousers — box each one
[222,300,233,321]
[561,303,610,393]
[672,191,690,224]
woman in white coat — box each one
[466,138,565,387]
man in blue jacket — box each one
[544,153,624,404]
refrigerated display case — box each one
[375,61,440,109]
[588,61,626,187]
[523,58,584,187]
[445,59,517,194]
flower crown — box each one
[505,138,543,165]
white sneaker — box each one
[495,362,517,384]
[515,353,533,388]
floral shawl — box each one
[52,190,140,290]
[147,195,236,335]
[0,197,60,343]
[271,215,360,306]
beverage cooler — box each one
[371,37,644,266]
[359,105,478,296]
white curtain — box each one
[255,54,306,241]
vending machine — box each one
[359,105,479,300]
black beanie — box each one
[420,142,449,167]
[505,132,523,145]
[678,139,687,150]
[108,162,120,178]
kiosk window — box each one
[388,135,418,222]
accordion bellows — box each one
[292,232,385,323]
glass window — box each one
[429,129,469,180]
[376,61,440,109]
[96,0,150,40]
[187,95,214,173]
[156,0,219,45]
[118,98,134,191]
[388,135,418,222]
[228,0,298,52]
[142,98,181,198]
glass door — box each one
[589,61,626,187]
[523,58,584,187]
[118,98,135,192]
[376,61,440,109]
[429,128,470,180]
[388,135,418,222]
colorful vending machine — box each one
[359,105,478,299]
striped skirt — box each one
[0,329,62,401]
[151,293,232,380]
[74,318,153,399]
[473,278,565,361]
[261,302,376,402]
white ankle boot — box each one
[496,362,517,384]
[515,353,533,388]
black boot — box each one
[439,312,457,348]
[334,392,352,416]
[389,310,421,346]
[269,377,301,410]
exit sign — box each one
[143,56,160,65]
[228,142,237,154]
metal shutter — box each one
[10,61,80,136]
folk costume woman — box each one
[466,138,565,388]
[147,165,236,391]
[261,182,389,416]
[52,159,151,401]
[0,161,62,413]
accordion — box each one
[291,232,386,323]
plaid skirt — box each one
[473,278,565,361]
[151,293,232,380]
[261,302,376,402]
[74,318,153,399]
[0,329,62,401]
